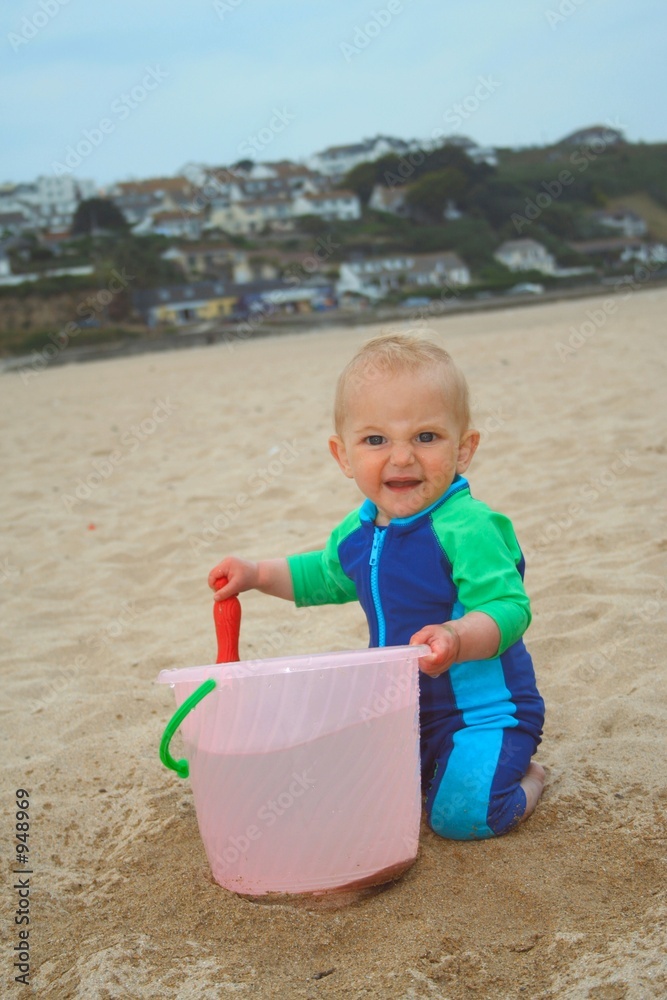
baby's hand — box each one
[409,623,461,678]
[208,557,260,600]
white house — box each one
[209,197,295,235]
[368,185,409,217]
[0,210,33,235]
[149,211,203,240]
[34,175,96,229]
[0,185,41,231]
[408,252,470,287]
[590,208,648,238]
[292,190,361,222]
[108,176,196,226]
[0,177,95,231]
[338,252,470,299]
[494,239,556,274]
[263,160,325,194]
[308,136,416,180]
[160,244,263,283]
[179,161,323,208]
[620,242,667,265]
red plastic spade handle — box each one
[213,577,241,663]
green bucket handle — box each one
[159,678,216,779]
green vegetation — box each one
[344,144,492,207]
[71,197,129,235]
[0,274,96,298]
[0,324,143,357]
[2,137,664,354]
[339,138,667,276]
[496,141,667,208]
[0,233,183,353]
[93,234,182,290]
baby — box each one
[209,334,545,840]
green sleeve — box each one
[287,510,360,607]
[432,495,531,655]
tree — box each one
[405,169,468,223]
[97,235,182,289]
[71,198,128,235]
[343,154,403,205]
[295,214,331,236]
[342,161,381,205]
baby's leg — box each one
[424,728,543,840]
[520,761,546,821]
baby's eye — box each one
[365,435,385,446]
[417,432,437,443]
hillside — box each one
[605,192,667,242]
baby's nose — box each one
[389,443,414,466]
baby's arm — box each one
[208,556,294,602]
[411,612,500,678]
[414,506,531,678]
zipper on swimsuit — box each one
[369,526,387,646]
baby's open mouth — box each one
[384,479,423,491]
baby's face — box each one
[329,369,479,525]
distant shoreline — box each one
[3,276,665,375]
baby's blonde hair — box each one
[334,333,471,434]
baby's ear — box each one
[329,435,354,478]
[457,429,480,472]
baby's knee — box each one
[427,790,496,841]
[427,784,526,841]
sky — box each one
[2,0,666,188]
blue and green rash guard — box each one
[287,476,545,840]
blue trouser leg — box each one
[424,727,538,840]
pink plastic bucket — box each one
[157,645,423,896]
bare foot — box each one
[520,761,546,822]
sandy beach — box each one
[2,287,666,998]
